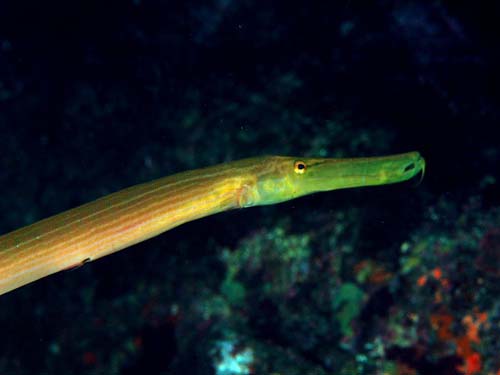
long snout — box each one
[303,152,425,193]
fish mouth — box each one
[415,154,426,185]
[305,151,426,192]
[403,153,425,186]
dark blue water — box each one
[0,2,499,374]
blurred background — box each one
[0,1,499,374]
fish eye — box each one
[294,160,307,174]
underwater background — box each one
[0,1,499,374]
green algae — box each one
[332,282,366,338]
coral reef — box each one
[0,1,499,374]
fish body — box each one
[0,152,425,295]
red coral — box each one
[430,310,487,375]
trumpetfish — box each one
[0,152,425,295]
